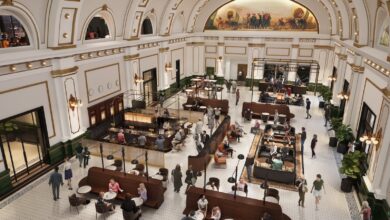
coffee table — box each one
[103,191,117,200]
[77,185,92,194]
[153,174,164,181]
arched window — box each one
[0,15,29,48]
[141,18,153,35]
[85,15,110,40]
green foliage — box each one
[330,117,342,131]
[317,85,333,102]
[339,150,366,179]
[336,124,354,143]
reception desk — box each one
[258,82,307,94]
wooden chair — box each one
[68,195,81,214]
[214,154,227,169]
[95,202,110,219]
[208,177,220,191]
[112,159,123,171]
[266,188,280,203]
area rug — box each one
[240,132,303,192]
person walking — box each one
[171,164,183,193]
[185,165,197,192]
[305,98,312,119]
[324,104,330,126]
[310,174,325,211]
[64,157,73,190]
[360,201,372,220]
[195,118,203,136]
[236,89,240,106]
[244,153,255,183]
[297,177,308,207]
[311,134,318,158]
[300,127,306,154]
[48,166,63,201]
[274,109,279,125]
[75,143,83,167]
[82,146,90,168]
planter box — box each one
[341,178,354,193]
[329,137,338,147]
[337,142,348,154]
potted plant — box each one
[339,150,365,192]
[328,117,342,147]
[336,124,354,154]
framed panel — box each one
[205,46,217,53]
[131,11,143,37]
[266,48,291,56]
[58,8,77,45]
[138,0,149,7]
[225,46,246,55]
[298,48,313,57]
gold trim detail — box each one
[314,45,334,50]
[292,44,299,48]
[217,42,225,46]
[248,43,265,48]
[353,42,367,48]
[48,44,77,50]
[159,47,169,53]
[1,0,13,6]
[186,42,204,46]
[124,54,140,61]
[51,66,79,78]
[349,63,365,73]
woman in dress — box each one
[137,183,148,203]
[64,157,73,190]
[172,164,183,193]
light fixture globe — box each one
[227,177,236,183]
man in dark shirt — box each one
[306,98,312,119]
[301,127,307,153]
[324,104,331,127]
[200,130,210,144]
[311,134,318,158]
[121,193,141,219]
[48,166,63,201]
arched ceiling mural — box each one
[204,0,318,32]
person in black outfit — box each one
[200,130,210,145]
[244,153,255,183]
[311,134,318,158]
[48,166,63,201]
[83,146,90,168]
[305,98,312,119]
[121,193,141,220]
[300,127,307,154]
[324,104,331,127]
[185,165,197,191]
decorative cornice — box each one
[335,52,347,60]
[292,44,299,48]
[353,42,367,48]
[349,63,365,73]
[126,37,140,41]
[248,43,265,48]
[123,54,140,61]
[158,47,169,53]
[186,42,204,46]
[314,45,334,50]
[382,88,390,98]
[217,42,225,46]
[51,66,78,78]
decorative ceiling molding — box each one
[1,0,13,6]
[51,66,79,78]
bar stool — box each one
[261,112,270,123]
[278,114,286,124]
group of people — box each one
[171,164,199,193]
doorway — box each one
[176,59,180,88]
[0,107,49,181]
[237,64,248,81]
[339,80,349,117]
[297,65,311,84]
[143,68,158,106]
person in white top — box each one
[211,206,221,220]
[195,118,203,135]
[197,194,208,216]
[64,157,73,190]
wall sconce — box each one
[134,73,144,85]
[68,94,82,111]
[165,62,173,72]
[327,74,337,81]
[337,91,350,100]
[359,134,379,145]
[218,56,223,61]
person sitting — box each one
[108,178,123,193]
[69,193,90,205]
[163,108,170,117]
[137,133,147,147]
[117,129,126,144]
[181,211,196,220]
[121,193,141,220]
[97,192,115,211]
[251,120,261,134]
[272,155,283,171]
[211,206,221,220]
[270,143,278,156]
[244,108,252,121]
[223,140,234,158]
[237,178,248,194]
[197,194,208,216]
[206,181,218,191]
[216,144,227,157]
[155,135,165,151]
[162,121,171,131]
[137,183,148,204]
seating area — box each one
[78,167,165,209]
[182,97,229,115]
[242,102,295,121]
[182,187,291,220]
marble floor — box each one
[0,86,357,220]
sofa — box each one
[241,102,295,121]
[253,164,296,184]
[78,167,164,208]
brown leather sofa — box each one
[78,167,164,209]
[182,97,229,115]
[242,102,295,121]
[183,187,291,220]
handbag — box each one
[303,185,308,193]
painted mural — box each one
[379,25,389,47]
[205,0,318,32]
